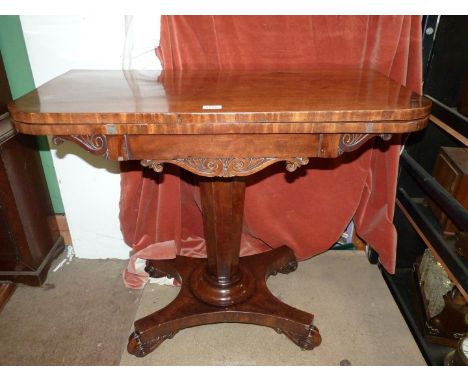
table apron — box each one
[116,133,332,160]
[51,132,396,164]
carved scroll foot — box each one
[278,325,322,350]
[275,258,298,275]
[279,260,298,274]
[144,259,180,282]
[127,330,179,357]
[264,246,298,276]
[127,248,322,357]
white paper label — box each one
[202,105,223,110]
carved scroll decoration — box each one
[285,157,310,172]
[338,133,393,155]
[141,157,310,178]
[53,134,109,158]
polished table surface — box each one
[9,69,431,356]
[11,69,430,130]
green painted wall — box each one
[0,15,64,213]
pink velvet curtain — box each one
[120,16,423,288]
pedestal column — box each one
[190,178,255,306]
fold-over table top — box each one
[9,69,431,135]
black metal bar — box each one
[426,96,468,139]
[400,151,468,232]
[396,189,468,291]
[422,15,439,81]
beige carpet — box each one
[0,249,424,365]
[0,252,142,365]
[120,250,425,366]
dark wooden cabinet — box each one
[428,147,468,236]
[0,115,64,285]
[0,52,64,287]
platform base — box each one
[127,246,321,357]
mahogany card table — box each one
[8,70,431,357]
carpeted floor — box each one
[0,249,425,365]
[0,252,142,365]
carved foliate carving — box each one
[53,134,109,158]
[285,157,309,172]
[141,157,309,178]
[338,133,393,155]
[141,159,164,173]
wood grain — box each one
[11,119,428,136]
[9,69,431,130]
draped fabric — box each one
[121,16,423,288]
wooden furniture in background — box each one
[0,115,64,285]
[0,51,64,287]
[0,51,16,303]
[428,147,468,236]
[8,69,431,357]
[48,214,72,246]
[0,283,15,313]
[0,52,11,116]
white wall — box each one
[21,15,161,259]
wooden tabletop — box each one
[9,69,431,136]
